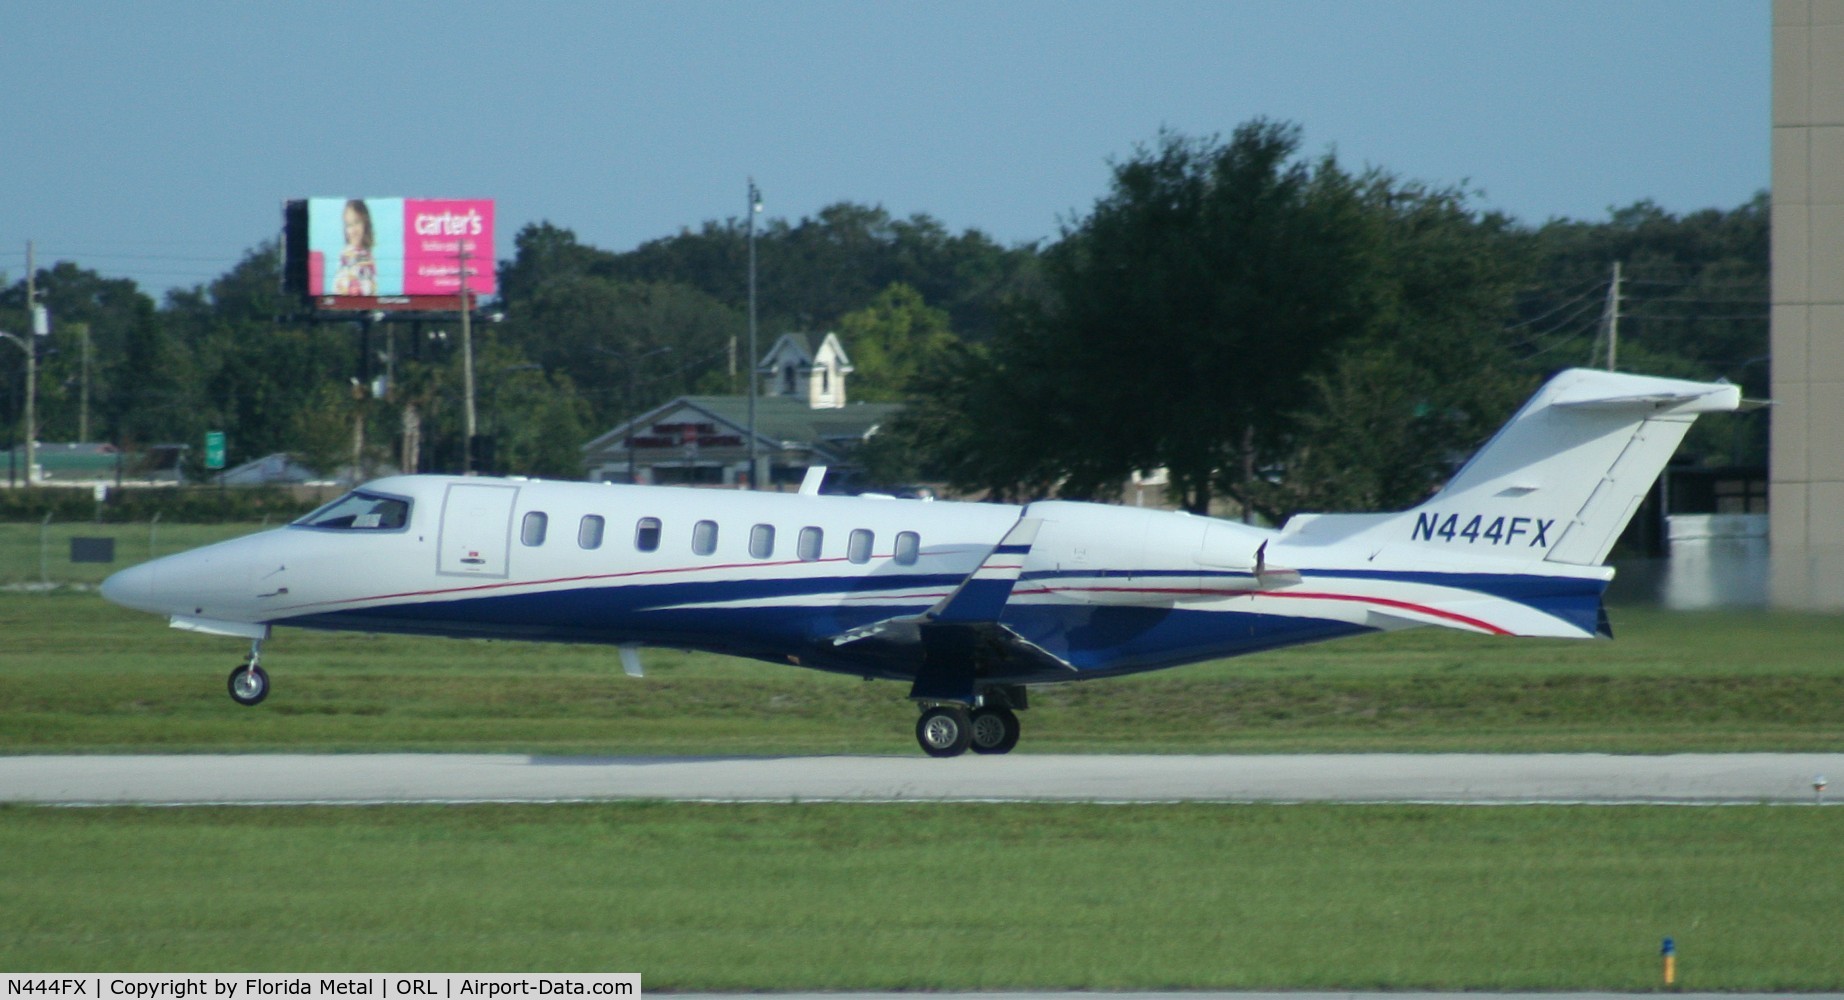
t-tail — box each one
[1276,368,1742,637]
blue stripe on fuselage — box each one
[278,573,1372,684]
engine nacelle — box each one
[1019,500,1279,606]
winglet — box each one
[927,518,1041,624]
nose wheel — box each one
[227,639,269,706]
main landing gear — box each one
[914,690,1025,758]
[227,638,269,706]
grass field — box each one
[2,802,1839,989]
[5,542,1842,987]
[1,587,1840,754]
[0,522,268,587]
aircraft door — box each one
[438,482,518,578]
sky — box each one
[0,0,1767,300]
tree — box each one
[1257,179,1534,517]
[608,202,1039,340]
[931,122,1383,513]
[162,243,358,469]
[495,222,620,308]
[835,283,958,402]
[506,274,738,430]
[1513,193,1769,464]
[1,262,171,448]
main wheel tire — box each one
[969,706,1021,755]
[916,706,973,758]
[228,664,270,706]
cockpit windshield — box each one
[292,490,410,531]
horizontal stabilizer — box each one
[1549,380,1740,413]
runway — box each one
[2,752,1839,806]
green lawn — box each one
[0,521,268,587]
[1,589,1840,753]
[2,802,1838,990]
[5,547,1842,989]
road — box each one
[2,752,1838,806]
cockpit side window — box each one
[292,491,411,531]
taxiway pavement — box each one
[2,752,1839,806]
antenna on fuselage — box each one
[798,466,828,496]
[619,644,644,678]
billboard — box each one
[285,197,495,311]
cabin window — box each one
[798,526,823,562]
[847,529,873,564]
[692,519,719,556]
[578,515,605,550]
[292,490,410,531]
[749,523,776,559]
[894,531,920,566]
[521,512,549,547]
[635,517,662,553]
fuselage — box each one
[101,473,1607,686]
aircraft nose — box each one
[100,560,164,614]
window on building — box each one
[692,519,719,556]
[847,529,873,564]
[894,531,920,566]
[521,512,548,547]
[798,526,823,562]
[635,517,662,552]
[749,523,776,559]
[578,515,605,550]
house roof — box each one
[582,395,901,458]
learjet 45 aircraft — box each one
[102,368,1740,756]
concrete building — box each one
[1771,0,1844,607]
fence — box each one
[0,517,275,588]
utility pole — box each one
[746,179,762,489]
[1601,260,1622,372]
[77,322,91,443]
[23,241,38,485]
[460,247,477,475]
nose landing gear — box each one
[227,638,269,706]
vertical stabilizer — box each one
[1280,369,1741,568]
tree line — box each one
[0,118,1766,518]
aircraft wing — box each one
[829,517,1071,701]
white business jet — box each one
[102,368,1740,756]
